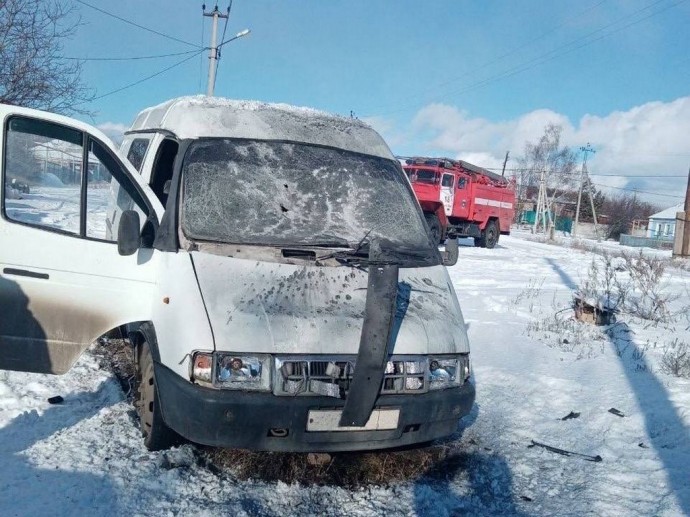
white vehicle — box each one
[0,97,474,452]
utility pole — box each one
[585,173,601,241]
[573,143,595,237]
[673,166,690,258]
[204,4,229,96]
[501,151,510,177]
[533,168,547,234]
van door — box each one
[0,106,162,374]
[440,173,455,216]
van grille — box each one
[273,356,428,397]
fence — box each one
[619,234,674,249]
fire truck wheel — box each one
[425,214,443,244]
[484,220,499,249]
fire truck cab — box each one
[401,157,516,249]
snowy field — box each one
[1,233,689,516]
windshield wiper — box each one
[316,231,404,267]
[316,229,372,261]
[306,234,352,249]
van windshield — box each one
[180,139,433,252]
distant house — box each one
[647,203,683,240]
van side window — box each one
[126,138,150,172]
[3,117,83,234]
[457,178,467,189]
[86,138,149,242]
[150,139,179,206]
[441,175,454,187]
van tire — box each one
[136,341,179,451]
[425,213,443,244]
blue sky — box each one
[65,0,690,204]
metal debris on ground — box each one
[528,440,603,462]
[608,408,625,417]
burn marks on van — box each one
[191,252,468,355]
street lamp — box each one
[207,27,251,96]
[219,29,251,48]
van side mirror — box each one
[443,238,459,266]
[117,210,141,256]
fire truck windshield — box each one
[180,139,434,252]
[405,168,437,184]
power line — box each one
[214,1,233,92]
[389,0,609,111]
[63,49,201,61]
[485,167,687,178]
[74,0,202,49]
[367,0,684,117]
[199,6,206,92]
[590,182,685,199]
[219,1,233,48]
[89,50,204,102]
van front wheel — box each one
[136,341,179,451]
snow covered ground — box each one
[1,234,688,516]
[4,185,112,239]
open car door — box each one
[0,104,163,374]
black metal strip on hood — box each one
[339,263,399,427]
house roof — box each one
[648,203,684,221]
[127,95,393,159]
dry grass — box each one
[91,336,138,399]
[199,444,456,486]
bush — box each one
[621,251,677,322]
[659,339,690,378]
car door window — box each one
[3,117,83,234]
[457,178,467,189]
[3,116,150,243]
[86,138,149,242]
[126,138,150,172]
[442,174,454,187]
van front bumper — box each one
[154,362,475,452]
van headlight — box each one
[428,355,470,390]
[191,352,271,391]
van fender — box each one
[127,321,161,363]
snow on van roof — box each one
[128,96,393,159]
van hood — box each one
[191,252,469,356]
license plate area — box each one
[306,408,400,432]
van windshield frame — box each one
[178,138,438,262]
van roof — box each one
[128,95,393,159]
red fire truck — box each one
[401,157,516,249]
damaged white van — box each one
[0,97,474,452]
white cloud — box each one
[96,122,128,145]
[393,97,690,206]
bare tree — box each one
[602,192,658,240]
[517,124,578,224]
[0,0,93,115]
